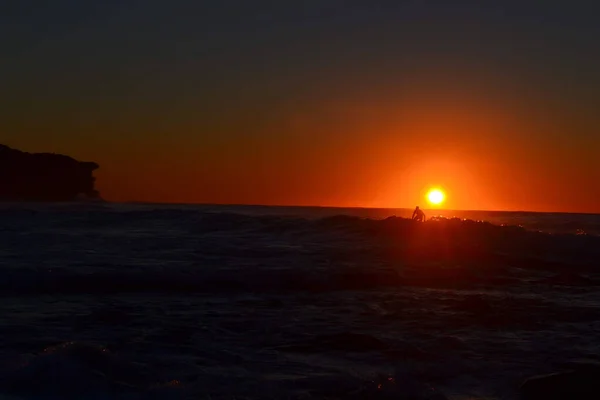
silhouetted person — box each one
[412,206,426,222]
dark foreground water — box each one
[0,203,599,400]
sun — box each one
[426,188,446,206]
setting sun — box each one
[426,189,446,206]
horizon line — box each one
[110,200,600,216]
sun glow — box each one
[426,188,446,206]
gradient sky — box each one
[1,0,599,212]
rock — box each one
[520,366,600,400]
[0,342,183,399]
[0,144,101,201]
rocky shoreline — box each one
[0,145,101,202]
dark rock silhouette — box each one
[0,342,182,399]
[520,361,600,400]
[0,144,101,201]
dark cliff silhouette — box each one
[0,144,101,201]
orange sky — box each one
[2,2,599,213]
[5,79,598,213]
[96,84,598,212]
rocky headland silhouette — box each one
[0,144,101,201]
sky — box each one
[1,0,599,212]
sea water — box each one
[0,203,599,399]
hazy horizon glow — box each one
[2,1,598,213]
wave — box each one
[1,204,599,232]
[1,210,599,296]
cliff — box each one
[0,144,101,201]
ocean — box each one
[0,203,599,400]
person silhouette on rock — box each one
[412,206,426,222]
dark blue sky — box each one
[3,1,598,106]
[1,1,599,210]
